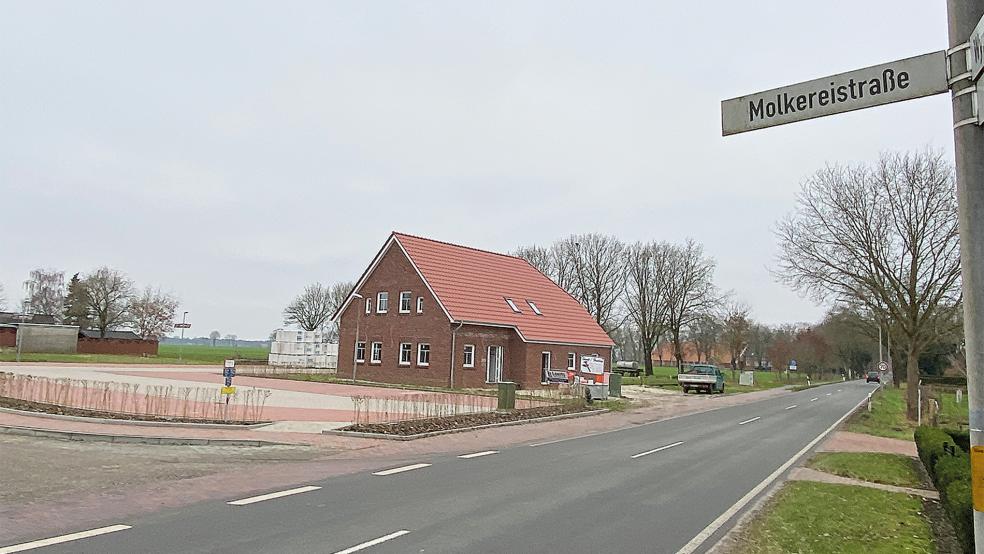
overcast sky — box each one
[0,1,955,339]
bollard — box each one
[497,382,516,411]
[609,373,622,398]
[957,389,963,404]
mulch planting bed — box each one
[0,397,265,425]
[341,403,592,436]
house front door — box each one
[487,345,503,383]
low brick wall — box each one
[77,337,159,356]
[0,328,15,348]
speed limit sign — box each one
[878,361,889,371]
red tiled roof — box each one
[393,232,614,347]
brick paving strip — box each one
[787,467,939,499]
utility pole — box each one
[947,0,984,549]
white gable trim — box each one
[332,234,453,323]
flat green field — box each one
[734,481,933,553]
[0,344,269,365]
[622,365,836,393]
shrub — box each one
[943,478,974,553]
[916,426,974,552]
[915,426,959,479]
[947,428,971,452]
[935,452,970,491]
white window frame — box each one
[527,300,542,315]
[370,341,382,364]
[541,351,551,384]
[376,292,388,314]
[417,343,430,367]
[567,352,576,370]
[399,291,412,313]
[416,296,424,314]
[504,297,522,313]
[365,298,372,315]
[462,344,475,368]
[356,341,366,363]
[399,342,412,366]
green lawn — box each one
[807,452,923,488]
[936,388,970,428]
[622,366,837,393]
[0,344,269,365]
[846,386,917,440]
[736,481,933,553]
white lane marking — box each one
[785,405,797,410]
[676,391,872,554]
[826,393,832,396]
[837,389,842,392]
[810,397,819,402]
[631,441,685,459]
[458,450,498,459]
[738,417,761,425]
[332,530,411,554]
[372,463,431,476]
[228,485,321,506]
[0,525,131,554]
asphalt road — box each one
[5,381,875,554]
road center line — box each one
[0,525,132,554]
[810,397,819,402]
[332,530,411,554]
[738,416,761,425]
[785,405,797,410]
[631,441,685,459]
[826,393,832,396]
[228,486,321,506]
[458,450,498,459]
[372,463,431,476]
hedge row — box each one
[915,426,973,552]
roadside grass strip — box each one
[785,405,797,410]
[738,417,761,425]
[845,386,915,440]
[0,525,131,554]
[332,530,411,554]
[731,481,932,553]
[458,450,498,459]
[372,463,431,476]
[631,441,685,459]
[807,452,923,488]
[227,486,321,506]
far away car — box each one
[866,371,881,383]
[679,364,726,394]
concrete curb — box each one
[0,424,290,447]
[0,406,272,430]
[323,408,610,441]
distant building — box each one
[334,232,614,389]
[268,329,338,369]
[77,329,159,356]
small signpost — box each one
[878,361,890,372]
[174,323,192,329]
[221,360,236,415]
[788,359,798,372]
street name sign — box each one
[174,323,191,329]
[971,13,984,81]
[722,51,948,135]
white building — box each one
[268,329,338,369]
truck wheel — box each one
[719,384,725,394]
[682,387,689,394]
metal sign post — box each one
[722,2,984,546]
[222,360,236,420]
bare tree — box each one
[560,234,626,332]
[776,150,961,420]
[747,323,774,369]
[81,267,134,337]
[224,334,238,347]
[23,268,65,319]
[721,301,752,378]
[514,245,554,278]
[624,241,672,376]
[128,287,179,339]
[664,239,719,370]
[0,284,6,311]
[209,330,220,347]
[688,313,722,363]
[284,281,353,333]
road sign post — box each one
[722,1,984,546]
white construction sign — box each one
[722,51,948,135]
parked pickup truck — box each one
[679,364,725,394]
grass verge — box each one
[0,344,270,365]
[807,452,923,488]
[845,386,916,440]
[734,481,933,553]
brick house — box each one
[334,232,615,389]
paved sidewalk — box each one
[788,467,938,499]
[818,430,918,457]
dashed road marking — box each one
[631,441,685,459]
[228,486,321,506]
[785,405,797,410]
[332,530,411,554]
[0,525,132,554]
[738,416,761,425]
[458,450,498,459]
[810,397,819,402]
[372,463,431,476]
[826,393,832,396]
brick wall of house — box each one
[338,242,455,388]
[0,327,15,348]
[77,337,159,356]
